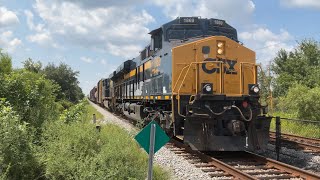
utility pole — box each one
[267,61,273,114]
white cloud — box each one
[80,56,93,63]
[27,32,59,48]
[106,43,142,58]
[0,31,22,53]
[24,10,45,32]
[0,6,19,28]
[29,0,155,58]
[25,10,60,48]
[281,0,320,9]
[56,0,145,9]
[239,27,294,63]
[27,32,51,44]
[153,0,255,23]
[100,59,106,65]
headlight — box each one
[253,86,260,93]
[205,85,212,92]
[217,49,224,55]
[217,42,224,48]
[249,84,260,95]
[202,83,213,94]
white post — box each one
[147,124,156,180]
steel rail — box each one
[246,151,320,180]
[169,138,257,180]
[269,132,320,153]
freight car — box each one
[92,17,271,152]
[89,86,97,102]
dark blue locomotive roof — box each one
[151,17,238,42]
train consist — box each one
[90,17,271,152]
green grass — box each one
[269,112,320,138]
[86,102,103,120]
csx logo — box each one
[202,58,237,74]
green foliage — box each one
[59,100,87,124]
[0,100,42,180]
[272,39,320,97]
[277,84,320,121]
[22,59,84,104]
[23,58,42,73]
[0,50,12,75]
[153,165,171,180]
[258,67,272,106]
[43,63,84,103]
[0,70,59,130]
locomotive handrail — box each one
[172,64,191,92]
[175,61,224,117]
[239,62,257,94]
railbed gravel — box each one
[263,144,320,175]
[89,101,213,180]
[89,101,320,178]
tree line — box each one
[259,39,320,121]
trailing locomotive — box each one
[90,17,271,152]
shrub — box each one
[58,99,74,110]
[59,100,88,124]
[0,100,42,180]
[0,70,59,130]
[278,84,320,121]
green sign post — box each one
[135,120,170,180]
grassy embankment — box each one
[43,101,170,179]
[269,112,320,138]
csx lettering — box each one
[202,58,238,74]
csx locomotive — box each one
[90,17,271,152]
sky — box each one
[1,0,320,94]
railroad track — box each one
[167,138,320,180]
[269,132,320,153]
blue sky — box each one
[1,0,320,94]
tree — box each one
[23,58,42,73]
[0,50,12,75]
[271,39,320,97]
[278,84,320,121]
[43,63,84,103]
[0,70,60,130]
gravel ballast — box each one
[264,144,320,175]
